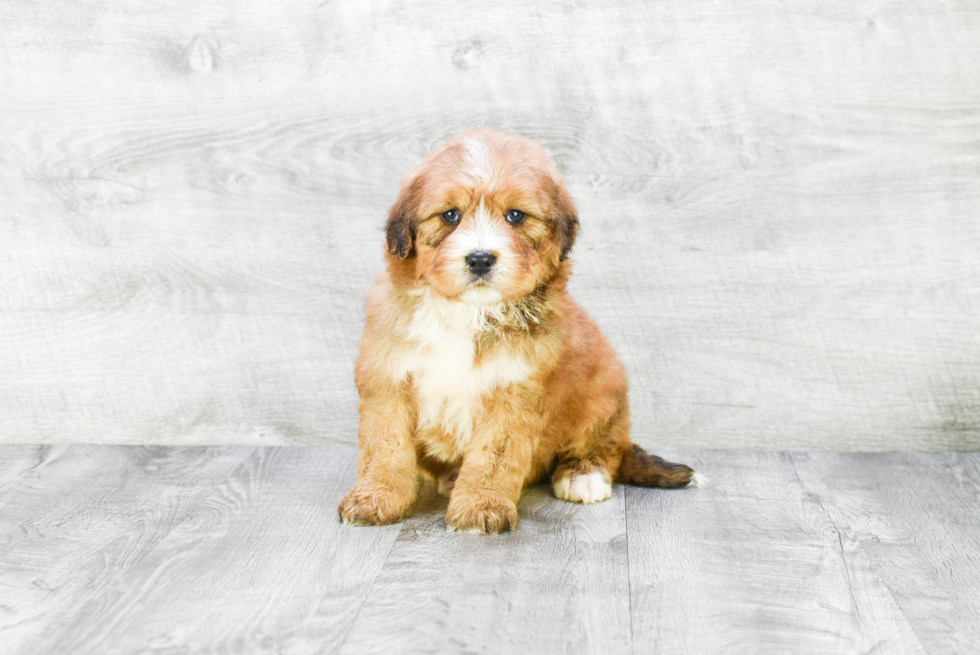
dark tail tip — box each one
[618,445,696,488]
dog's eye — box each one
[441,209,461,226]
[506,209,526,226]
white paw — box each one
[553,471,613,504]
[437,471,458,497]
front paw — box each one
[445,494,519,535]
[338,484,412,526]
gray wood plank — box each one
[626,451,926,654]
[2,0,979,450]
[792,452,980,654]
[0,446,46,488]
[3,447,980,653]
[39,446,401,655]
[0,445,256,654]
[339,484,632,655]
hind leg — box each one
[552,458,614,504]
[551,407,631,505]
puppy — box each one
[339,129,701,535]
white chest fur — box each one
[390,290,531,460]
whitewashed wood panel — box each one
[792,451,980,654]
[0,445,43,487]
[0,445,256,653]
[339,485,631,654]
[8,446,402,655]
[626,451,927,653]
[2,0,979,449]
[4,446,979,653]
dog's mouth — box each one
[460,285,503,305]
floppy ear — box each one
[385,179,420,259]
[554,183,579,262]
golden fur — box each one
[339,129,698,534]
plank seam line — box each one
[333,513,404,653]
[787,454,862,615]
[787,453,930,654]
[624,486,635,655]
[0,445,53,494]
[860,453,974,653]
[835,529,859,616]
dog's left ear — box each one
[554,183,579,262]
[385,178,420,259]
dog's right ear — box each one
[385,178,420,259]
[552,179,579,262]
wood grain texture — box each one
[2,0,980,449]
[792,452,980,654]
[0,446,43,487]
[0,445,256,653]
[38,447,401,655]
[339,485,631,654]
[626,451,926,654]
[2,446,980,653]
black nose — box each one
[465,250,496,277]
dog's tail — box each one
[617,445,707,488]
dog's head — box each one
[385,130,578,305]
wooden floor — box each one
[1,446,978,654]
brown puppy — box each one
[339,129,703,535]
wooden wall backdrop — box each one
[2,0,979,450]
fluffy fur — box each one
[338,129,698,535]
